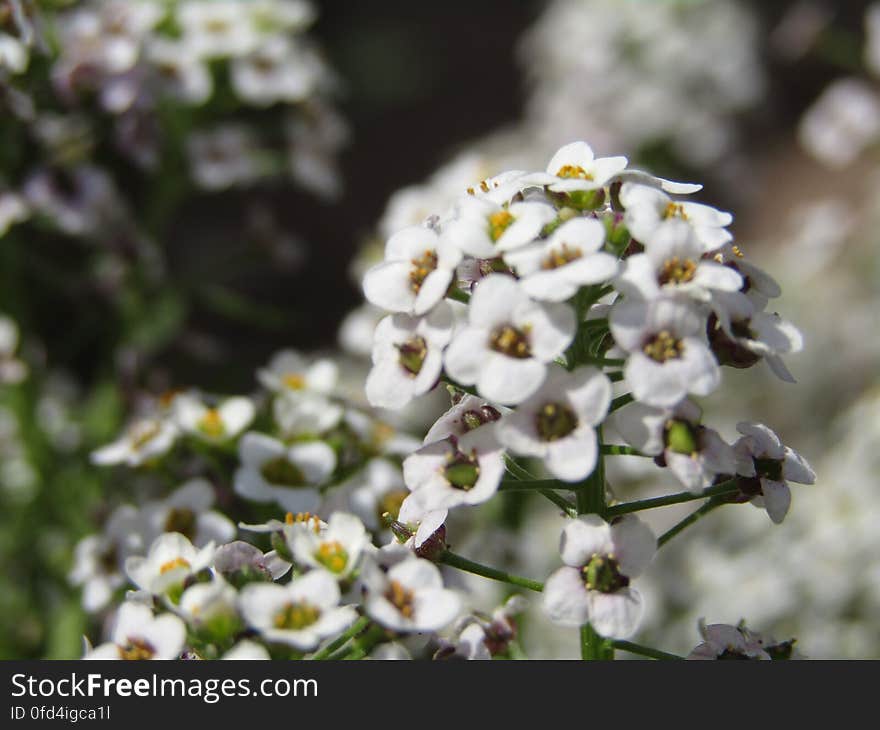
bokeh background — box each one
[1,0,878,659]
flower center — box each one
[753,457,783,482]
[385,580,415,618]
[462,405,502,431]
[285,511,322,532]
[658,256,697,285]
[273,601,321,630]
[159,557,191,575]
[198,408,225,438]
[535,402,579,441]
[489,325,531,359]
[488,210,515,242]
[396,335,427,376]
[282,373,305,390]
[556,164,593,180]
[118,637,156,661]
[581,554,629,593]
[541,243,583,270]
[378,490,408,524]
[164,508,197,540]
[643,330,684,362]
[443,448,481,490]
[315,541,349,573]
[663,201,689,220]
[664,419,699,456]
[409,249,438,293]
[260,457,306,487]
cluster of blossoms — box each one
[71,129,820,659]
[359,139,814,650]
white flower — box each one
[366,303,454,409]
[125,532,216,599]
[444,274,575,405]
[363,556,461,633]
[531,141,628,194]
[231,36,319,106]
[543,514,656,639]
[69,506,145,613]
[615,220,742,303]
[0,192,29,236]
[212,540,292,582]
[222,640,271,660]
[610,296,720,407]
[619,182,733,252]
[394,490,448,555]
[403,426,505,512]
[90,415,178,467]
[0,33,28,74]
[346,458,409,532]
[442,196,556,258]
[239,570,356,650]
[233,432,335,513]
[178,576,240,633]
[289,512,369,579]
[0,314,27,384]
[258,349,338,395]
[614,399,737,493]
[733,422,815,524]
[273,390,344,437]
[687,622,770,660]
[187,125,260,190]
[504,217,620,302]
[497,366,611,482]
[84,602,186,660]
[142,479,236,547]
[146,38,213,105]
[363,225,462,316]
[177,1,260,59]
[173,393,255,443]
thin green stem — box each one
[440,375,478,397]
[608,393,634,414]
[500,479,577,491]
[447,287,471,304]
[658,498,727,548]
[612,640,684,660]
[438,551,544,593]
[605,479,739,518]
[581,625,613,661]
[607,371,624,383]
[537,489,578,517]
[601,444,647,457]
[587,357,625,368]
[308,616,370,660]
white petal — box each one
[588,588,644,639]
[543,566,590,626]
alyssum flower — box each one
[84,602,186,660]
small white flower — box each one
[290,512,369,579]
[143,478,236,547]
[365,303,454,409]
[403,426,505,512]
[363,225,462,316]
[91,415,178,467]
[363,556,461,633]
[543,514,656,639]
[125,532,216,599]
[0,33,28,74]
[273,391,344,437]
[346,458,409,532]
[239,570,356,650]
[173,393,255,443]
[619,182,733,251]
[530,141,628,194]
[188,125,261,190]
[610,296,720,407]
[177,1,260,59]
[0,314,27,384]
[504,217,620,302]
[442,196,556,258]
[258,349,339,395]
[231,36,319,106]
[178,576,240,632]
[497,366,611,482]
[146,38,213,105]
[222,640,271,660]
[615,220,742,302]
[233,432,335,513]
[395,490,448,554]
[84,602,186,660]
[0,191,29,236]
[687,622,770,660]
[733,422,815,524]
[423,393,505,444]
[614,399,737,493]
[444,274,575,405]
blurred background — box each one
[1,0,878,659]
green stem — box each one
[608,393,634,414]
[580,625,613,661]
[500,479,577,491]
[605,479,739,518]
[447,287,471,304]
[600,444,647,457]
[607,371,624,383]
[438,551,544,593]
[587,357,625,367]
[308,616,370,660]
[658,498,727,548]
[440,375,479,397]
[612,640,684,660]
[537,489,578,517]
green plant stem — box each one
[605,479,739,518]
[537,489,578,517]
[438,551,544,593]
[308,616,370,660]
[447,287,471,304]
[600,444,647,457]
[607,371,624,383]
[608,393,634,413]
[500,479,577,491]
[612,640,684,660]
[658,498,727,548]
[440,375,479,397]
